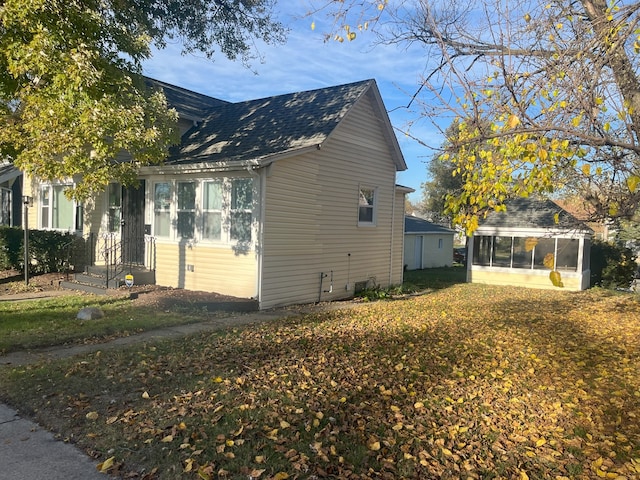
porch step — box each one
[59,280,112,296]
[60,266,155,295]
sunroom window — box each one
[203,180,223,240]
[473,235,579,272]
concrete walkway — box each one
[0,295,321,479]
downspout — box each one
[389,183,396,286]
[247,166,264,307]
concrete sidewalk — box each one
[0,404,106,479]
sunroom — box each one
[467,198,593,290]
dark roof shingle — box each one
[405,216,454,234]
[168,80,375,165]
[480,198,592,231]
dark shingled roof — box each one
[405,216,455,234]
[146,78,229,120]
[167,79,379,165]
[0,162,20,183]
[480,197,592,231]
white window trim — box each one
[358,185,378,227]
[148,176,256,247]
[39,183,82,232]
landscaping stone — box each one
[77,307,105,321]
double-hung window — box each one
[177,182,196,239]
[230,179,252,242]
[154,182,171,237]
[358,187,377,225]
[203,180,223,241]
[40,184,81,231]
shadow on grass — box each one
[403,265,466,291]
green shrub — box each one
[590,240,637,289]
[0,227,87,273]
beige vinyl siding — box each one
[155,242,257,298]
[260,92,401,309]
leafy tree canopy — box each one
[0,0,285,200]
[312,0,640,232]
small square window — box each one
[358,187,376,225]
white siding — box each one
[260,92,403,309]
[404,233,454,270]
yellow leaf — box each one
[142,391,150,399]
[369,441,381,451]
[549,270,564,287]
[86,411,99,421]
[250,469,266,478]
[414,401,425,409]
[582,164,591,176]
[524,12,531,22]
[274,473,289,480]
[441,447,453,457]
[161,435,174,443]
[97,456,115,473]
[627,175,640,193]
[507,114,520,129]
[520,471,530,480]
[106,416,118,425]
[255,455,264,463]
[184,458,194,473]
[543,253,555,269]
[536,438,547,447]
[311,21,315,31]
[280,420,290,429]
[525,237,538,252]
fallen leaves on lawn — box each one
[5,284,640,479]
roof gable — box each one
[479,198,592,232]
[163,79,406,170]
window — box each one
[556,239,579,271]
[472,235,492,266]
[203,180,223,240]
[358,187,376,225]
[0,187,11,226]
[492,236,513,267]
[154,182,171,237]
[473,235,580,272]
[177,182,196,239]
[151,177,254,244]
[40,185,80,231]
[230,178,252,242]
[107,183,121,233]
[438,238,443,249]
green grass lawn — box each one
[1,283,639,479]
[0,294,218,354]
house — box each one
[23,78,410,309]
[403,216,454,270]
[0,162,22,227]
[467,197,593,290]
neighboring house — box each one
[0,162,22,227]
[467,198,593,290]
[403,216,454,270]
[23,78,410,309]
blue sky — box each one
[142,2,443,202]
